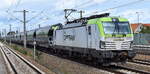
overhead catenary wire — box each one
[18,0,92,24]
[24,2,61,23]
[87,0,145,15]
[60,0,92,21]
[6,0,15,11]
[73,0,91,9]
[6,0,23,26]
[6,0,17,25]
[15,0,22,8]
[6,0,146,28]
[101,0,145,12]
[26,11,45,23]
[6,11,23,22]
[6,0,22,12]
[24,7,58,23]
[27,0,93,23]
[5,0,42,24]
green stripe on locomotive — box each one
[87,17,133,37]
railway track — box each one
[116,65,150,74]
[133,46,150,55]
[0,43,45,74]
[131,59,150,66]
[2,43,150,74]
[98,66,136,74]
[98,63,150,74]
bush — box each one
[12,45,19,50]
[36,51,42,59]
[11,44,28,55]
[140,27,150,33]
[20,50,27,55]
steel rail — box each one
[1,44,45,74]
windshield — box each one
[103,22,131,34]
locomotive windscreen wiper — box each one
[112,22,120,37]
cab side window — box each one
[88,26,91,35]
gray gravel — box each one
[0,49,8,74]
[1,46,39,74]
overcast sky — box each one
[0,0,149,32]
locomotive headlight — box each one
[130,41,133,48]
[100,41,105,48]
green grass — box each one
[10,44,43,60]
[36,51,42,60]
[11,44,28,55]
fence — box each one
[133,33,150,45]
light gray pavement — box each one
[0,48,8,74]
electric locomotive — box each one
[53,13,135,64]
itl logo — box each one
[63,32,75,41]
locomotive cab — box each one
[88,17,135,62]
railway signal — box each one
[33,39,36,60]
[9,24,12,45]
